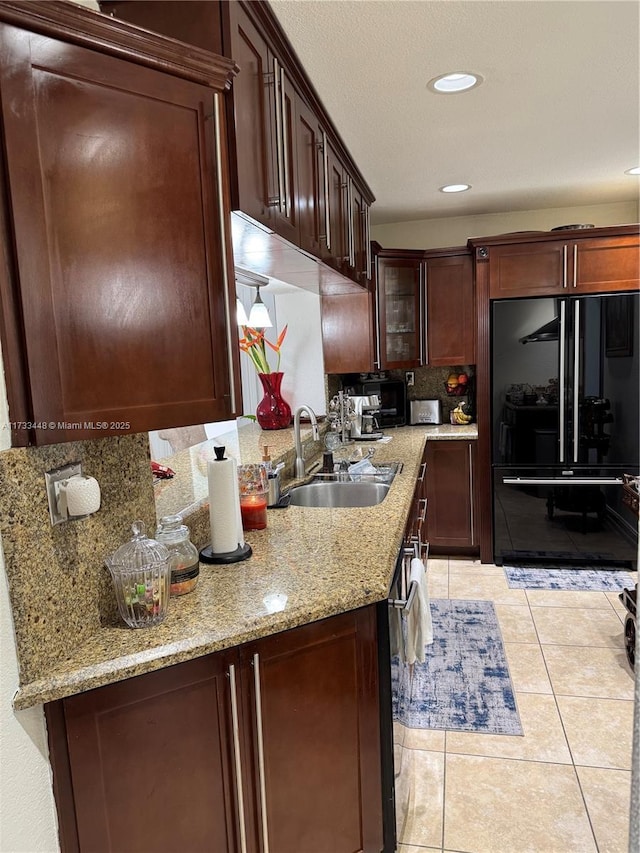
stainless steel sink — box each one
[287,480,391,508]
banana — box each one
[452,403,472,424]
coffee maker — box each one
[344,377,407,428]
[350,395,383,439]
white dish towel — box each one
[404,557,433,665]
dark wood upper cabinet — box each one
[481,228,640,298]
[99,0,374,292]
[350,179,373,288]
[100,0,224,54]
[320,289,375,374]
[292,92,324,257]
[47,607,384,853]
[573,233,640,293]
[323,137,350,273]
[0,3,239,446]
[374,249,424,370]
[372,244,476,372]
[424,250,475,366]
[223,1,276,232]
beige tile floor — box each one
[395,556,637,853]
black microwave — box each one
[348,379,406,427]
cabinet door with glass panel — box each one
[375,251,423,369]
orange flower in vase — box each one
[239,326,292,429]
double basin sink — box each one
[286,462,402,508]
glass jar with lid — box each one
[156,514,200,597]
[105,520,171,628]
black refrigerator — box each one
[491,291,639,568]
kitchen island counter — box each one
[12,424,477,710]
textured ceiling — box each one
[269,0,640,225]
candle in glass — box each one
[240,493,268,530]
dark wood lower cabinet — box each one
[425,439,477,552]
[46,607,383,853]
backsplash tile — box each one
[0,433,155,684]
[331,365,476,422]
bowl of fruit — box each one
[445,372,470,395]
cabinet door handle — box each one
[321,130,331,251]
[213,93,238,412]
[273,58,284,214]
[468,444,475,545]
[418,497,428,523]
[228,663,248,853]
[572,243,578,288]
[365,204,371,280]
[562,244,568,288]
[359,208,368,277]
[279,66,291,219]
[347,177,355,268]
[418,462,427,482]
[420,264,426,365]
[253,652,270,853]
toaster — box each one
[410,399,443,425]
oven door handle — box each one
[502,477,623,486]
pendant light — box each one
[247,286,272,328]
[235,267,272,329]
[236,298,249,326]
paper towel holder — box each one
[199,542,252,564]
[45,462,101,525]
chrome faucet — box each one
[294,405,320,478]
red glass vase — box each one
[256,372,292,430]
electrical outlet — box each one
[406,371,415,387]
[45,462,82,525]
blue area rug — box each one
[504,565,636,591]
[392,599,522,735]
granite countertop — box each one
[13,423,477,710]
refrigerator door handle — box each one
[503,477,624,486]
[558,300,566,463]
[573,300,580,464]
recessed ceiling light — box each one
[428,72,482,94]
[439,183,471,193]
[625,166,640,175]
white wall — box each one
[272,284,326,417]
[237,282,326,418]
[371,200,639,249]
[0,548,59,852]
[0,351,59,851]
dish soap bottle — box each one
[156,514,200,597]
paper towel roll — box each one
[61,475,101,517]
[208,452,241,554]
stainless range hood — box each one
[519,316,559,344]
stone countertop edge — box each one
[13,424,478,710]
